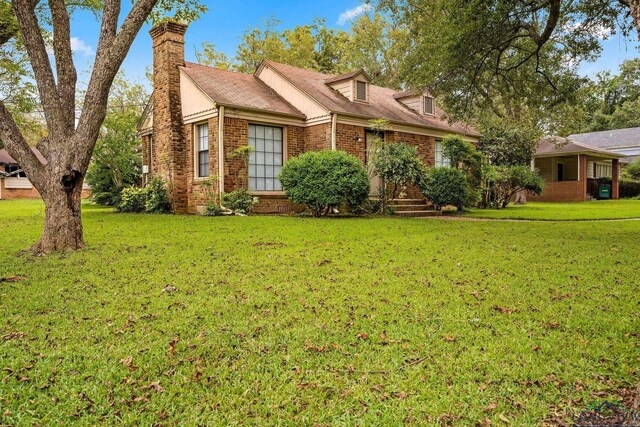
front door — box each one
[365,131,383,196]
[557,163,564,181]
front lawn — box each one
[464,200,640,221]
[1,199,638,425]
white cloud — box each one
[70,37,94,56]
[337,4,372,26]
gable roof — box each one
[535,136,625,159]
[568,127,640,149]
[0,147,47,165]
[256,60,479,137]
[180,62,305,118]
[324,69,371,84]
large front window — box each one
[435,140,450,167]
[249,124,283,191]
[197,123,209,178]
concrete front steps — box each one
[388,199,441,218]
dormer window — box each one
[355,80,368,102]
[423,96,434,115]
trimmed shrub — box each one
[145,177,171,213]
[620,178,640,198]
[279,150,370,216]
[222,189,259,214]
[420,167,469,211]
[117,187,147,213]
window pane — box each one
[247,124,284,191]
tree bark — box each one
[34,173,85,253]
[0,0,159,254]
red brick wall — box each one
[392,131,436,167]
[287,125,305,158]
[335,124,366,163]
[529,181,588,202]
[0,181,41,199]
[304,123,331,151]
[185,117,219,213]
[150,22,189,213]
[530,154,589,202]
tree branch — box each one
[0,101,45,186]
[75,0,158,167]
[48,0,76,134]
[11,0,61,133]
[95,0,121,63]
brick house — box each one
[138,22,479,214]
[0,148,90,200]
[530,137,625,202]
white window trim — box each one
[194,122,210,181]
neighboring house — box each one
[530,137,625,202]
[138,22,479,214]
[0,148,45,200]
[0,148,90,200]
[569,127,640,164]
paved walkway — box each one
[423,215,640,223]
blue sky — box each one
[68,1,639,88]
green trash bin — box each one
[598,184,611,199]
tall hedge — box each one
[620,178,640,198]
[279,150,370,216]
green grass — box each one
[1,199,639,426]
[464,200,640,221]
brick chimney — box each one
[150,22,188,213]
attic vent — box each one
[423,96,434,115]
[355,81,368,102]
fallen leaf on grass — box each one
[1,331,25,341]
[356,332,369,340]
[0,275,27,283]
[120,356,137,371]
[485,402,498,411]
[304,340,326,352]
[493,305,518,314]
[443,335,456,342]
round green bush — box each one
[279,150,370,216]
[419,167,469,211]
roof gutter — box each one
[218,105,225,195]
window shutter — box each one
[423,96,434,115]
[356,81,367,101]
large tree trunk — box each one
[32,171,85,254]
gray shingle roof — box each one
[568,127,640,149]
[180,62,305,117]
[261,60,479,137]
[535,136,625,158]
